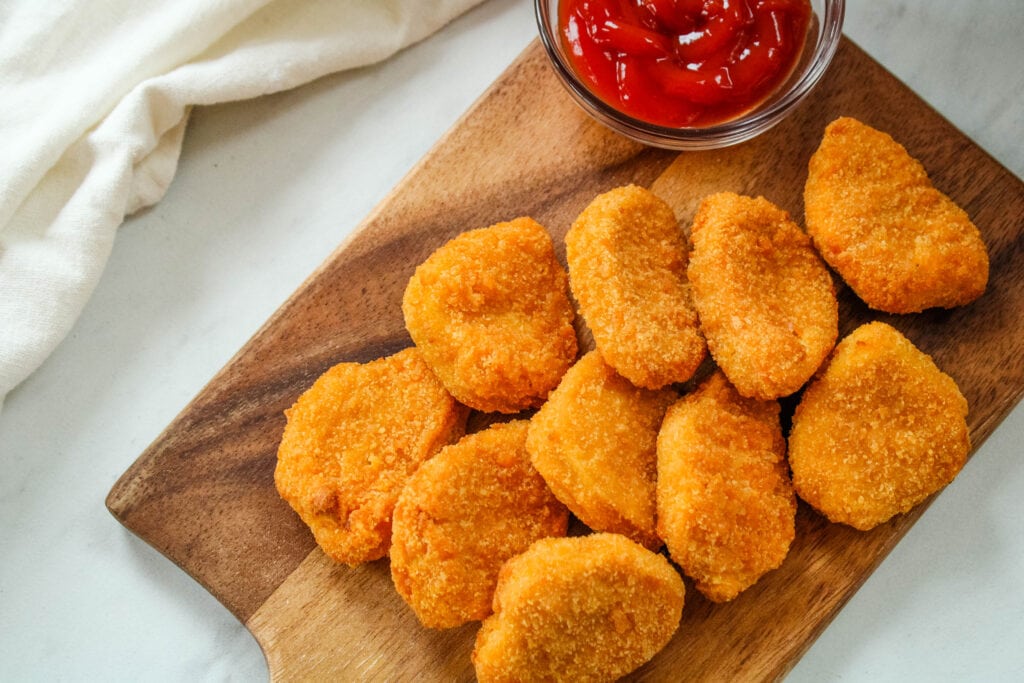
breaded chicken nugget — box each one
[566,185,706,389]
[390,421,569,629]
[472,533,684,683]
[688,192,838,400]
[788,321,970,530]
[804,117,989,313]
[657,371,795,602]
[402,218,577,413]
[526,350,676,550]
[275,348,468,566]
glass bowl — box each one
[535,0,845,150]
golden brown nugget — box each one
[566,185,706,389]
[526,350,676,550]
[402,218,577,413]
[472,533,684,683]
[390,421,569,629]
[688,192,838,400]
[789,322,970,530]
[804,117,989,313]
[275,348,468,566]
[657,372,796,602]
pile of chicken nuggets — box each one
[274,117,987,681]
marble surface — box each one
[1,1,1021,680]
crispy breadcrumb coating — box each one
[275,348,468,566]
[788,321,970,530]
[688,192,838,400]
[390,421,569,629]
[804,117,989,313]
[565,185,706,389]
[472,533,684,683]
[656,372,795,602]
[526,350,676,550]
[402,217,578,413]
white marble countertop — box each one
[2,1,1021,680]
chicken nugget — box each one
[804,117,989,313]
[390,420,569,629]
[688,192,838,400]
[788,321,970,530]
[657,371,795,602]
[526,350,676,550]
[472,533,684,683]
[402,217,577,413]
[566,185,706,389]
[275,348,468,566]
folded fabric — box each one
[0,0,485,411]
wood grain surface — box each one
[107,37,1024,682]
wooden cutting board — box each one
[107,37,1024,681]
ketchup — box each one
[559,0,812,128]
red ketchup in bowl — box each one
[559,0,812,128]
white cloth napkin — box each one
[0,0,485,411]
